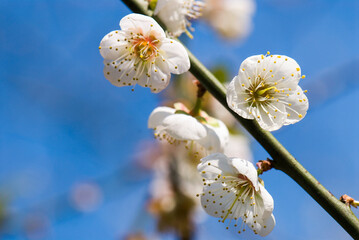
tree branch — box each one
[120,0,359,238]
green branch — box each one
[120,0,359,238]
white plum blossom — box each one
[148,104,229,155]
[203,0,255,40]
[99,13,190,93]
[198,153,275,236]
[227,53,309,131]
[154,0,205,38]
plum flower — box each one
[148,103,229,155]
[198,153,275,236]
[227,53,309,131]
[99,13,190,93]
[154,0,205,38]
[203,0,255,40]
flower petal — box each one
[238,55,262,78]
[257,214,276,237]
[251,102,287,131]
[161,114,207,140]
[198,153,237,179]
[227,77,254,120]
[99,30,127,60]
[197,120,229,153]
[103,59,138,88]
[137,61,171,93]
[153,0,171,14]
[119,13,165,39]
[200,181,237,218]
[283,86,309,125]
[148,106,176,129]
[263,55,301,89]
[154,0,186,37]
[229,157,259,191]
[258,184,274,220]
[160,39,190,74]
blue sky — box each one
[0,0,358,239]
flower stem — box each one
[120,0,359,238]
[189,98,202,116]
[189,81,206,116]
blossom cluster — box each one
[99,0,310,237]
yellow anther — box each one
[287,114,291,117]
[299,114,303,118]
[302,75,306,79]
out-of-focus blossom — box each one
[24,214,51,240]
[147,143,202,239]
[198,153,275,236]
[224,134,253,161]
[227,54,309,131]
[70,182,103,212]
[99,13,190,93]
[203,0,255,40]
[154,0,205,38]
[148,103,229,155]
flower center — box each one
[246,78,278,103]
[132,35,159,61]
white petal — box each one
[227,77,254,120]
[283,86,309,125]
[137,61,171,93]
[160,39,190,74]
[148,106,176,129]
[154,0,186,37]
[153,0,171,14]
[258,184,274,220]
[103,59,138,88]
[229,157,259,191]
[200,181,237,218]
[119,13,166,39]
[99,30,127,60]
[257,214,276,237]
[245,212,275,236]
[263,55,301,89]
[238,55,262,77]
[198,153,236,179]
[161,114,207,140]
[197,120,229,153]
[251,102,286,131]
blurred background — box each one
[0,0,359,239]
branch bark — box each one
[120,0,359,238]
